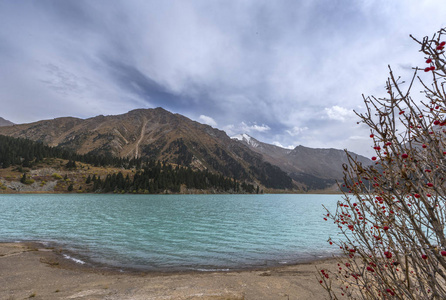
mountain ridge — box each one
[232,133,372,190]
[0,108,293,190]
[0,109,369,191]
[0,117,14,127]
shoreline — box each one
[1,241,338,299]
[2,240,339,275]
[0,190,344,195]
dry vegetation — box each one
[318,28,446,299]
[0,158,134,194]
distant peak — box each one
[154,107,169,112]
[231,133,260,148]
[232,133,248,140]
[126,107,173,117]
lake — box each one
[0,194,342,271]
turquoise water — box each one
[0,194,341,271]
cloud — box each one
[223,122,270,136]
[272,141,295,150]
[198,115,217,127]
[223,124,236,137]
[286,126,308,136]
[240,122,271,133]
[1,1,446,155]
[324,106,356,122]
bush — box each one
[20,173,34,185]
[24,179,35,185]
[319,28,446,299]
[52,173,63,180]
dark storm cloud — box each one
[1,0,446,156]
[40,0,95,27]
[102,58,186,108]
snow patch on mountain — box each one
[232,133,260,148]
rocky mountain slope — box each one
[0,109,370,191]
[0,117,14,127]
[0,108,292,190]
[233,134,372,190]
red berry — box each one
[434,120,440,125]
[427,183,434,187]
[370,134,374,138]
[422,254,428,260]
[441,251,446,256]
[441,41,446,46]
[422,144,427,148]
[426,58,432,63]
[437,45,444,51]
[372,156,377,161]
[401,153,408,159]
[425,67,431,72]
[383,226,389,231]
[399,111,404,115]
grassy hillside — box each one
[0,135,262,194]
[0,158,133,194]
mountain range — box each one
[0,108,371,191]
[232,134,371,190]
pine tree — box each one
[20,173,27,184]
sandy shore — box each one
[0,242,337,300]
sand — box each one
[0,242,337,300]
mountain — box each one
[232,134,372,190]
[0,108,293,190]
[0,117,14,127]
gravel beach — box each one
[0,242,337,300]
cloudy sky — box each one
[1,1,445,156]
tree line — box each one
[0,135,260,194]
[0,134,145,169]
[90,161,259,194]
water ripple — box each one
[0,194,341,271]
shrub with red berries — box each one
[318,28,446,299]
